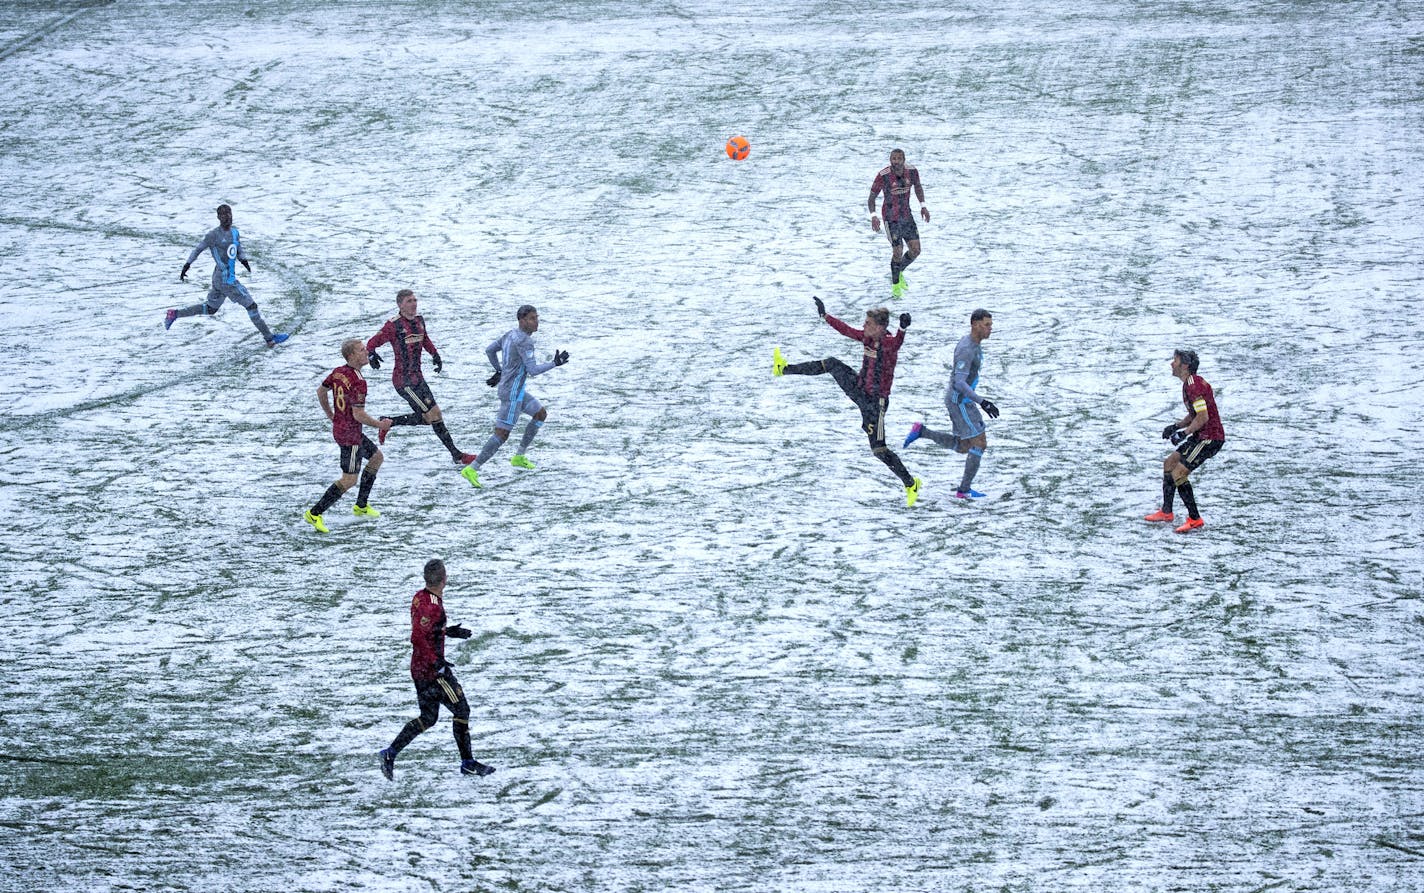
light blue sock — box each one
[959,447,984,492]
[474,434,504,467]
[518,419,544,453]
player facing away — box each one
[772,298,922,506]
[462,304,569,488]
[903,309,1000,499]
[1144,348,1226,533]
[868,148,930,300]
[379,559,495,781]
[303,339,394,534]
[165,204,289,348]
[366,289,476,474]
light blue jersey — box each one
[185,225,246,286]
[486,328,556,401]
[949,334,984,407]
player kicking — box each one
[165,204,289,348]
[902,308,999,499]
[773,297,922,506]
[366,289,477,476]
[303,339,393,533]
[462,304,569,487]
[379,559,495,781]
[1144,348,1226,533]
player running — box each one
[868,148,930,299]
[1144,348,1225,533]
[462,304,569,487]
[773,297,922,506]
[379,559,495,781]
[303,339,394,533]
[165,204,289,347]
[366,289,476,475]
[902,309,999,499]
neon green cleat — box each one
[510,454,536,470]
[891,275,908,299]
[460,464,482,488]
[304,509,329,533]
[905,477,922,508]
[352,504,380,518]
[772,347,786,377]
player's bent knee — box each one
[534,408,548,422]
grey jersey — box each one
[185,226,247,286]
[948,334,984,406]
[486,328,556,400]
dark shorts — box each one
[414,668,470,724]
[885,217,920,248]
[397,380,438,415]
[339,435,379,475]
[1176,436,1223,471]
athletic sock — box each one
[391,412,425,427]
[311,482,344,516]
[877,449,915,487]
[388,717,425,756]
[517,419,544,453]
[172,303,214,320]
[782,360,826,376]
[431,420,460,458]
[1161,472,1176,512]
[891,259,902,283]
[474,434,503,468]
[355,468,377,507]
[1177,481,1199,519]
[247,307,274,341]
[453,717,474,762]
[899,252,917,272]
[921,426,959,449]
[958,447,984,492]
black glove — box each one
[813,296,826,318]
[1161,423,1178,440]
[240,258,252,274]
[1170,429,1188,446]
[980,399,1000,419]
[898,312,911,329]
[431,353,443,374]
[486,370,501,387]
[179,263,190,282]
[554,349,570,367]
[446,624,472,639]
[368,351,382,369]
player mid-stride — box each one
[303,339,393,533]
[902,309,999,499]
[165,204,289,347]
[462,305,569,488]
[379,559,495,781]
[773,297,922,506]
[1144,348,1225,534]
[868,148,929,300]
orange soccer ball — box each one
[725,135,750,160]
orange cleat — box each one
[1174,517,1205,534]
[1143,510,1175,523]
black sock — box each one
[356,468,377,507]
[392,412,424,427]
[891,259,902,283]
[1177,481,1199,519]
[900,252,917,272]
[312,483,344,516]
[1161,472,1175,512]
[388,717,425,756]
[431,420,461,458]
[454,717,473,762]
[877,448,915,487]
[782,359,826,376]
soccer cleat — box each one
[460,464,482,488]
[1143,510,1175,523]
[352,504,380,518]
[303,509,329,533]
[164,309,177,331]
[379,748,395,781]
[456,452,477,466]
[905,477,922,507]
[955,489,987,499]
[510,454,536,470]
[461,759,496,777]
[266,333,290,347]
[891,274,908,299]
[772,347,786,377]
[1174,516,1205,534]
[903,422,924,448]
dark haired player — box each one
[304,339,393,533]
[165,203,289,347]
[773,297,921,506]
[902,309,999,499]
[366,289,476,474]
[1144,348,1225,533]
[379,559,495,781]
[868,148,930,299]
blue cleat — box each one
[379,748,395,781]
[461,759,495,777]
[955,489,987,499]
[266,333,290,347]
[903,422,923,448]
[164,309,177,331]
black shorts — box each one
[885,217,920,247]
[1176,436,1223,471]
[339,436,379,475]
[397,380,438,415]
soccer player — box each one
[379,559,495,781]
[868,148,930,299]
[165,204,289,348]
[902,309,999,499]
[303,339,394,534]
[366,289,476,474]
[772,297,922,506]
[1144,348,1226,533]
[463,304,569,488]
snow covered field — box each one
[1,1,1421,890]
